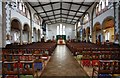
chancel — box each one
[57,35,66,45]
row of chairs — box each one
[66,42,120,67]
[4,42,57,56]
[66,42,120,56]
[2,42,57,78]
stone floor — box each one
[40,45,89,77]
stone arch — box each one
[102,16,114,29]
[10,18,22,44]
[82,12,91,42]
[33,13,41,25]
[38,29,40,42]
[85,27,90,42]
[102,16,114,42]
[33,27,37,42]
[23,23,30,43]
[93,22,101,43]
[91,3,98,43]
[82,28,86,41]
[10,17,22,30]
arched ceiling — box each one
[27,0,94,25]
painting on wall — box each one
[111,35,114,40]
[6,34,11,40]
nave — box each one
[1,0,120,78]
[41,45,88,77]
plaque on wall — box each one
[6,34,11,40]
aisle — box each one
[41,45,88,77]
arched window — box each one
[78,22,81,27]
[19,1,22,10]
[101,0,105,9]
[34,14,40,25]
[57,24,66,35]
[14,32,17,41]
[96,0,109,16]
[98,1,102,12]
[57,26,59,35]
[83,14,89,24]
[105,31,110,41]
[12,0,29,18]
[13,0,28,17]
[63,26,65,35]
[23,3,25,12]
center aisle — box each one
[41,45,88,77]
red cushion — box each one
[82,60,91,66]
[92,60,100,66]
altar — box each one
[57,39,65,45]
[56,35,66,45]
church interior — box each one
[0,0,120,78]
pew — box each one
[2,42,57,78]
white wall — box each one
[83,8,114,30]
[0,0,2,16]
[0,15,2,47]
[0,1,2,47]
[11,9,30,27]
[32,22,40,42]
[10,9,30,44]
[114,3,119,36]
[27,4,42,42]
[47,24,57,40]
[81,3,118,43]
[46,24,49,41]
[93,9,114,26]
[86,3,96,21]
[47,23,75,40]
[1,1,42,47]
[33,30,37,42]
[8,2,41,44]
[77,3,96,40]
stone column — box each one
[28,31,30,43]
[101,28,104,44]
[118,2,120,45]
[2,2,6,48]
[36,29,38,42]
[86,30,88,42]
[114,2,119,44]
[20,29,23,45]
[91,21,94,43]
[29,16,33,43]
[38,29,41,42]
[81,26,83,41]
[29,26,32,43]
[39,27,41,42]
[2,1,12,47]
[75,22,78,40]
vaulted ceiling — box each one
[27,0,94,25]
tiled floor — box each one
[41,45,88,77]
